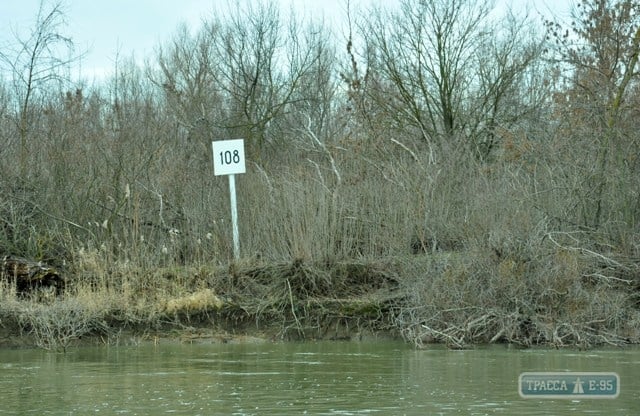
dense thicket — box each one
[1,0,638,348]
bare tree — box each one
[467,10,545,160]
[363,0,491,144]
[154,23,221,149]
[546,0,640,229]
[357,0,545,163]
[154,1,333,159]
[0,0,82,174]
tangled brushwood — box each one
[1,0,640,351]
[1,242,638,350]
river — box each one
[0,340,638,415]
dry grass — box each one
[2,236,638,350]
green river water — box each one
[0,340,638,415]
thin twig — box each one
[286,278,304,337]
[546,231,630,270]
[10,194,95,238]
[389,138,418,162]
[302,114,341,185]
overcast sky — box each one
[0,0,572,82]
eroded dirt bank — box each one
[1,254,639,351]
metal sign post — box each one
[212,139,246,259]
[228,173,240,258]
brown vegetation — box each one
[0,0,639,350]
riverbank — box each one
[0,317,401,350]
[1,253,639,351]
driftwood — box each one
[1,255,65,296]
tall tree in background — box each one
[363,0,490,147]
[155,23,221,152]
[155,1,332,159]
[548,0,640,230]
[360,0,543,161]
[468,10,545,160]
[0,0,81,175]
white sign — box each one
[212,139,246,176]
[211,139,246,259]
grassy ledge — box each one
[2,251,638,351]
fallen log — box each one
[1,255,65,296]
